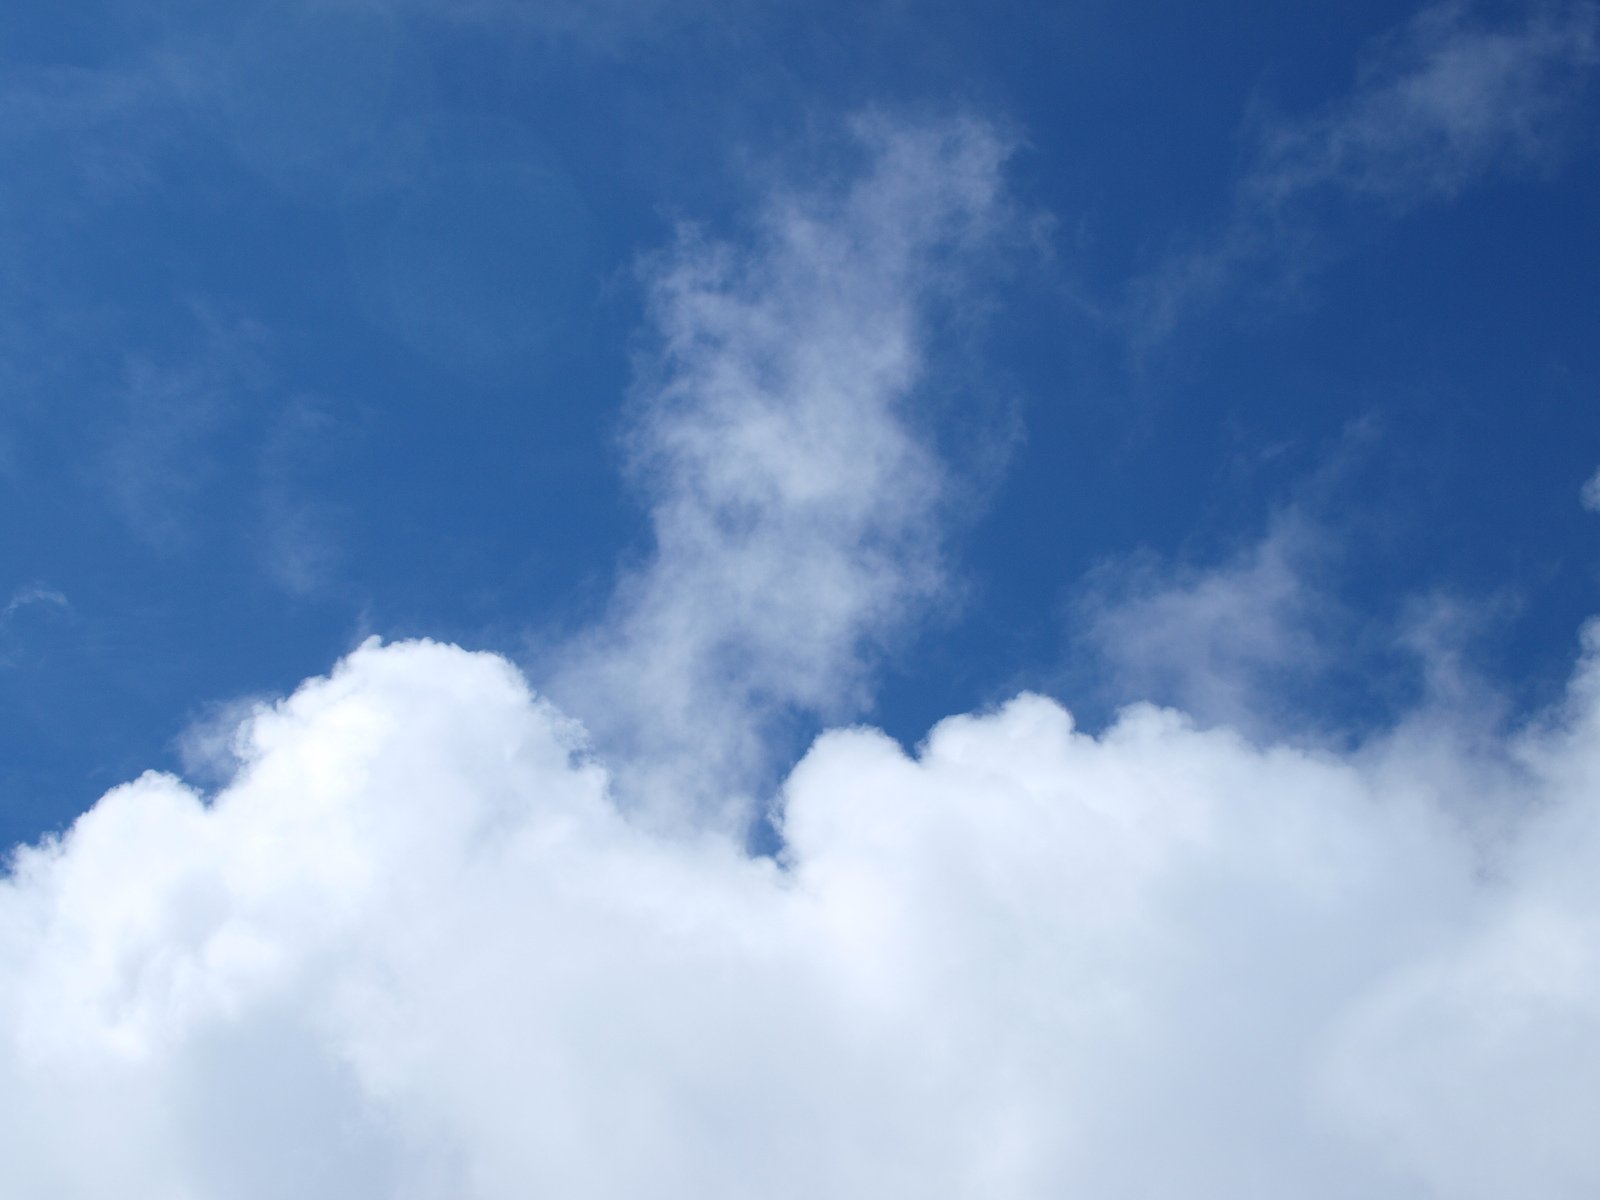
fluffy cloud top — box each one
[4,631,1599,1197]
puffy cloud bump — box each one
[2,630,1599,1197]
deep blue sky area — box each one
[2,0,1597,848]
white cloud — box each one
[1582,465,1600,511]
[1130,0,1599,341]
[547,114,1017,822]
[1249,0,1598,207]
[1075,514,1329,736]
[0,584,72,668]
[1073,509,1526,759]
[2,629,1599,1197]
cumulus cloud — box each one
[4,629,1600,1197]
[1130,0,1600,341]
[548,114,1016,821]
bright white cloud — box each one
[548,114,1017,822]
[3,629,1600,1197]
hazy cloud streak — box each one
[550,114,1017,822]
[1129,0,1599,342]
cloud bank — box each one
[4,112,1600,1198]
[5,630,1600,1197]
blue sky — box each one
[3,0,1595,847]
[2,2,1600,1195]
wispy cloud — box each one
[1075,513,1332,738]
[548,113,1019,822]
[254,400,346,600]
[1582,465,1600,511]
[0,585,71,669]
[1128,0,1599,342]
[1073,501,1525,747]
[92,315,267,554]
[0,58,194,199]
[0,55,200,444]
[1248,1,1597,204]
[2,585,69,622]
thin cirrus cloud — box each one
[0,585,71,668]
[2,585,69,622]
[3,113,1600,1200]
[1127,0,1600,343]
[92,316,268,555]
[0,58,191,198]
